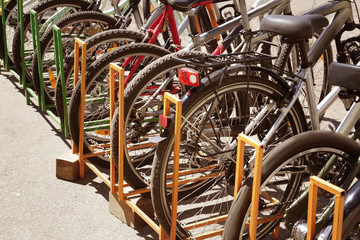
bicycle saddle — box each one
[160,0,224,12]
[329,62,360,91]
[260,14,328,39]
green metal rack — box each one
[0,1,69,137]
[53,25,69,137]
[0,0,24,81]
[30,9,69,137]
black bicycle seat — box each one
[329,62,360,91]
[160,0,225,12]
[260,14,328,39]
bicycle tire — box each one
[12,0,91,81]
[31,11,118,110]
[0,0,17,66]
[68,43,171,170]
[55,29,145,124]
[223,131,360,240]
[151,68,308,239]
[110,50,209,190]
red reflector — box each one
[178,68,199,87]
[159,115,169,128]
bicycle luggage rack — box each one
[172,41,280,69]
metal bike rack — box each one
[0,0,8,71]
[307,176,345,240]
[1,2,68,135]
[16,0,25,84]
[30,10,64,129]
[30,10,44,108]
[53,25,69,137]
[0,0,25,81]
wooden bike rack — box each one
[234,133,264,240]
[235,135,346,240]
[68,40,168,237]
[307,176,345,240]
[69,37,238,240]
[72,37,112,183]
[108,63,168,239]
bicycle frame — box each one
[238,1,359,233]
[244,0,357,147]
[184,0,292,53]
[123,0,293,109]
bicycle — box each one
[9,0,151,84]
[67,0,306,191]
[33,0,218,121]
[222,59,360,239]
[146,0,360,238]
[223,129,360,239]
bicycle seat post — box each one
[238,0,253,50]
[298,38,321,130]
[110,0,122,16]
[187,8,201,47]
[239,0,250,33]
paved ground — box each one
[0,71,155,240]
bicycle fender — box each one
[181,64,290,104]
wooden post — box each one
[73,38,87,179]
[307,176,345,240]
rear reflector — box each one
[178,67,200,86]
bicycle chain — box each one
[88,138,110,159]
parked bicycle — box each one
[144,0,360,238]
[67,0,315,193]
[223,51,360,238]
[34,0,216,120]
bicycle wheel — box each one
[68,43,171,169]
[55,29,145,124]
[110,50,210,190]
[12,0,91,81]
[223,130,360,240]
[151,67,308,239]
[31,11,118,112]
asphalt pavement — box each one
[0,70,155,239]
